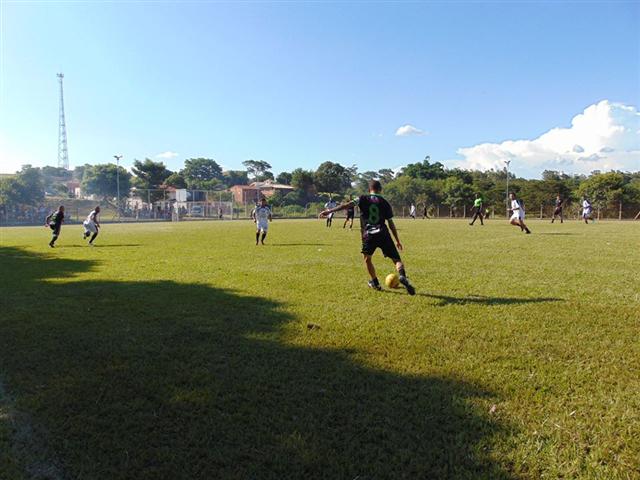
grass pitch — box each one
[0,218,638,479]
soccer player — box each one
[469,194,484,226]
[45,205,65,247]
[251,197,272,245]
[320,180,416,295]
[324,197,337,227]
[582,196,593,224]
[551,194,564,223]
[509,192,531,234]
[83,206,101,246]
[343,195,355,229]
[409,203,417,219]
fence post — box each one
[463,204,466,218]
[540,204,543,220]
[619,201,622,220]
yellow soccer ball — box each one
[385,273,400,289]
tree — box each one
[291,168,316,202]
[442,177,474,216]
[401,157,447,180]
[577,172,626,213]
[242,160,273,182]
[222,170,249,187]
[276,172,293,185]
[164,172,187,189]
[182,158,223,188]
[314,161,353,195]
[377,169,396,184]
[132,159,172,190]
[82,163,131,201]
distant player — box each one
[509,192,531,234]
[582,197,593,224]
[409,203,416,219]
[551,194,564,223]
[343,195,355,229]
[45,205,65,247]
[324,197,337,227]
[251,197,272,245]
[469,194,484,226]
[82,206,101,246]
[320,180,416,295]
[422,205,429,219]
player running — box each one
[509,192,531,234]
[82,206,101,246]
[409,203,417,219]
[582,196,593,223]
[343,195,355,229]
[320,180,416,295]
[469,194,484,226]
[45,205,65,248]
[324,197,337,227]
[551,194,564,223]
[251,197,272,245]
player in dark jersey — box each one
[45,205,65,247]
[343,195,355,229]
[320,180,416,295]
[551,194,564,223]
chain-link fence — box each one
[2,193,639,226]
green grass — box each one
[0,218,638,479]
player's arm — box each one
[268,209,273,222]
[251,209,256,222]
[387,219,403,251]
[319,200,353,218]
[44,213,52,226]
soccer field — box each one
[0,219,638,479]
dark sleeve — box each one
[384,199,394,219]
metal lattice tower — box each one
[57,73,69,169]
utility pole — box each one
[114,155,123,220]
[504,160,511,218]
[57,73,69,169]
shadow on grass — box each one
[61,244,143,248]
[0,246,518,480]
[383,289,562,306]
[537,232,577,236]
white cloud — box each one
[395,124,426,137]
[155,151,179,159]
[454,100,640,175]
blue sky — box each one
[1,1,638,178]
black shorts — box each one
[361,230,400,260]
[49,224,61,235]
[553,207,563,215]
[346,211,355,219]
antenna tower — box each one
[57,73,69,169]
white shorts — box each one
[256,220,269,232]
[83,220,98,233]
[582,209,592,218]
[510,212,524,222]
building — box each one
[230,181,295,204]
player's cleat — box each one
[48,243,54,248]
[89,243,95,247]
[399,275,416,295]
[367,280,382,291]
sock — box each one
[90,233,98,243]
[255,232,260,243]
[372,277,380,286]
[50,234,58,245]
[398,267,406,278]
[261,232,267,243]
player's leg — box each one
[89,228,99,245]
[519,219,531,234]
[560,209,563,223]
[479,211,484,225]
[363,255,381,290]
[349,217,353,229]
[381,235,415,295]
[261,228,267,244]
[49,226,59,247]
[255,226,260,245]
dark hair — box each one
[368,179,382,192]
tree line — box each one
[2,156,639,217]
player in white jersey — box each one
[324,198,337,227]
[251,197,272,245]
[82,206,101,245]
[508,193,531,234]
[581,197,593,224]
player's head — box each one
[58,205,65,212]
[260,197,267,206]
[475,193,480,198]
[368,179,382,193]
[509,192,515,200]
[95,206,101,213]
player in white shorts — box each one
[251,197,272,245]
[324,198,337,227]
[509,193,531,234]
[581,197,593,224]
[82,206,101,245]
